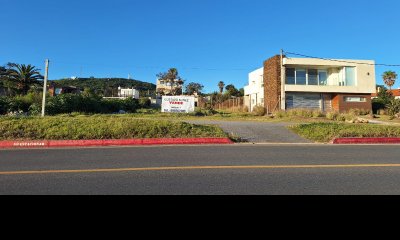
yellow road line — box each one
[1,164,400,176]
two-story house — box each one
[263,55,376,113]
[156,79,184,96]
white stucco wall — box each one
[244,67,264,111]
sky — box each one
[1,0,400,92]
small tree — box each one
[185,82,204,95]
[218,81,225,94]
[225,84,240,97]
[386,99,400,116]
[383,71,397,91]
[377,86,394,104]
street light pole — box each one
[41,59,50,117]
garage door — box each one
[286,93,321,110]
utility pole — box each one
[41,59,50,117]
[280,49,286,111]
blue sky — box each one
[1,0,399,92]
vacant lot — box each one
[0,115,227,140]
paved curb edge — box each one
[333,138,400,144]
[0,138,234,149]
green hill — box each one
[50,77,156,97]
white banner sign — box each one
[162,96,195,113]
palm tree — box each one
[218,81,225,94]
[382,71,397,91]
[0,63,17,96]
[7,64,44,95]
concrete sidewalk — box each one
[188,120,311,143]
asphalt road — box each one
[1,144,400,195]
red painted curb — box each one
[0,138,233,149]
[333,138,400,144]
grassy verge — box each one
[366,115,400,124]
[0,115,227,140]
[107,109,332,123]
[290,123,400,143]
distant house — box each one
[372,88,400,100]
[244,55,376,113]
[118,87,140,99]
[49,84,81,96]
[103,87,140,100]
[156,79,183,96]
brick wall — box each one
[333,93,372,112]
[264,55,282,113]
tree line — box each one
[156,68,244,101]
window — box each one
[308,69,318,85]
[345,67,356,86]
[344,97,366,102]
[318,70,328,86]
[286,68,295,85]
[296,69,307,85]
[160,81,165,85]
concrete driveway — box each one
[188,120,311,143]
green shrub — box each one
[344,113,357,122]
[386,99,400,116]
[359,109,371,116]
[337,114,347,122]
[378,109,386,115]
[45,94,140,115]
[139,98,151,108]
[348,108,360,116]
[348,108,371,116]
[326,111,340,121]
[274,110,287,118]
[29,103,42,116]
[312,110,325,118]
[0,97,9,115]
[372,99,386,114]
[190,108,217,117]
[253,106,266,116]
[287,108,314,118]
[8,96,31,113]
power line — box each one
[51,60,256,72]
[283,50,400,67]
